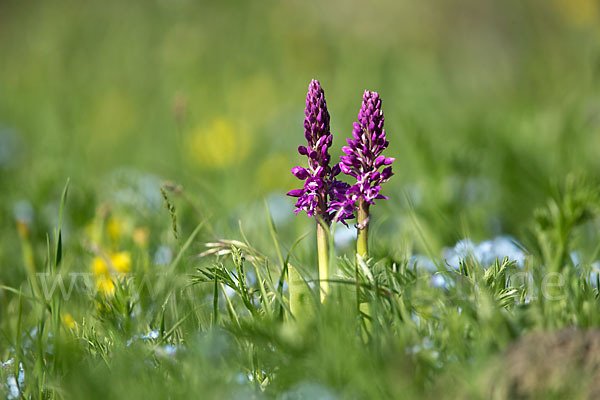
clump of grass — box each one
[2,169,600,399]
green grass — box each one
[0,174,599,399]
[2,0,600,398]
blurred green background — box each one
[1,0,600,275]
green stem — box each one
[316,220,329,302]
[356,198,370,259]
[356,198,371,338]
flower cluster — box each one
[91,251,131,296]
[287,80,353,223]
[340,90,394,206]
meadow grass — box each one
[1,175,599,399]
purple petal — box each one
[342,146,354,156]
[339,163,352,175]
[374,155,386,168]
[340,155,356,165]
[287,189,304,197]
[291,166,309,180]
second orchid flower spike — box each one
[340,90,395,258]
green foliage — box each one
[2,173,599,398]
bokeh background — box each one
[1,0,600,284]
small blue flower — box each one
[410,254,437,272]
[141,330,159,340]
[443,236,525,269]
[482,236,525,267]
[430,274,448,289]
[443,239,477,270]
[154,245,173,266]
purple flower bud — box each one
[287,80,354,224]
[331,163,341,176]
[298,146,308,155]
[339,90,394,207]
[381,166,393,180]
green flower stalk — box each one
[356,198,370,258]
[316,221,329,301]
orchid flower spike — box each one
[340,90,394,258]
[287,79,352,225]
[287,79,352,302]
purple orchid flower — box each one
[340,90,394,257]
[340,90,394,208]
[287,79,353,224]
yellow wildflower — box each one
[91,256,109,277]
[91,256,114,296]
[91,251,130,297]
[92,252,131,276]
[111,251,131,274]
[96,276,115,297]
[186,118,250,168]
[62,313,76,329]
